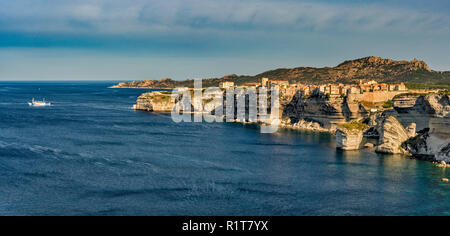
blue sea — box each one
[0,81,448,216]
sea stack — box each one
[335,120,369,150]
[376,116,411,154]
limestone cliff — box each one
[398,93,450,161]
[367,94,450,158]
[134,88,370,133]
[403,131,450,162]
[112,78,186,89]
[133,92,175,112]
[335,121,369,150]
[280,117,329,132]
[283,90,368,132]
[376,116,412,154]
[133,90,450,161]
[383,93,450,131]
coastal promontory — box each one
[125,56,450,163]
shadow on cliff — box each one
[390,94,449,132]
[282,90,338,127]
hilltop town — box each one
[219,78,412,108]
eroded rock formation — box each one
[335,120,369,150]
[376,116,413,154]
[133,92,175,112]
[280,118,329,132]
[386,93,450,131]
[283,90,368,132]
[377,93,450,160]
[336,130,363,150]
[133,89,450,162]
[403,131,450,162]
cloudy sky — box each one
[1,0,450,80]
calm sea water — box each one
[0,81,448,216]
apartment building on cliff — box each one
[230,78,408,103]
[220,81,235,89]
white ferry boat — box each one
[28,98,51,107]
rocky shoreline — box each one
[283,92,449,162]
[131,89,450,163]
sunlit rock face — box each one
[376,116,410,154]
[405,123,417,138]
[133,90,449,161]
[133,95,155,111]
[388,94,450,131]
[280,118,329,132]
[283,90,368,132]
[403,115,450,162]
[386,94,450,161]
[133,92,175,112]
[336,129,363,150]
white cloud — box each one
[0,0,448,35]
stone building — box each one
[243,82,261,87]
[220,81,235,88]
[261,78,269,87]
[269,80,289,89]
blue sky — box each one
[1,0,450,80]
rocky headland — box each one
[132,88,450,163]
[393,94,450,162]
[375,116,414,154]
[282,89,368,132]
[373,94,449,161]
[335,120,369,150]
[125,56,450,163]
[133,91,175,112]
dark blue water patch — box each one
[79,187,192,199]
[0,81,448,216]
[88,208,126,216]
[236,187,297,197]
[67,139,125,147]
